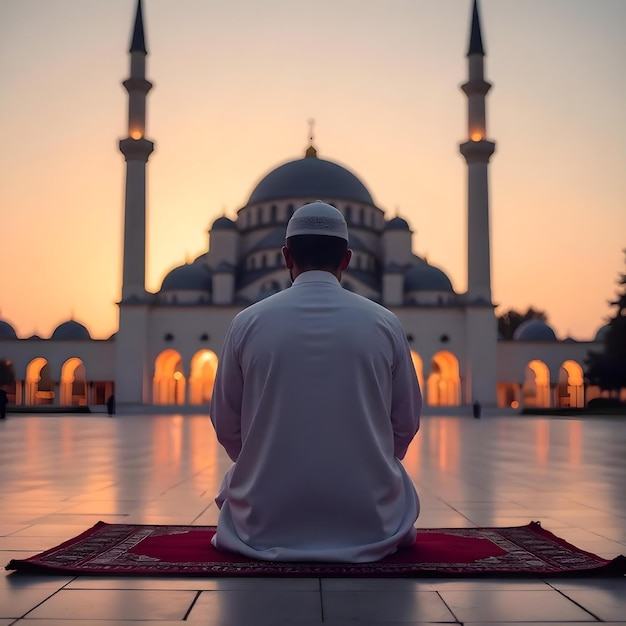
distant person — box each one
[473,400,482,419]
[0,388,7,419]
[106,394,116,417]
[210,201,422,563]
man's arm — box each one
[210,321,244,462]
[390,328,422,460]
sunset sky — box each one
[1,0,624,341]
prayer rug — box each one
[6,521,626,577]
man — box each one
[210,201,421,562]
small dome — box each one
[385,216,410,231]
[0,320,17,339]
[594,325,610,342]
[513,319,557,341]
[404,262,454,292]
[248,155,374,205]
[211,216,236,230]
[51,320,91,340]
[160,263,212,292]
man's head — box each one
[283,201,351,279]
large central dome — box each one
[247,150,374,205]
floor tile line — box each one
[182,589,202,621]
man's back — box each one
[211,270,421,562]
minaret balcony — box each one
[119,137,154,161]
[461,80,491,97]
[460,139,495,163]
[123,78,153,94]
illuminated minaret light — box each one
[119,0,154,301]
[460,0,495,303]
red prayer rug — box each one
[6,522,626,577]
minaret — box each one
[460,0,497,407]
[115,0,154,406]
[459,0,495,303]
[119,0,154,301]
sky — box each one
[1,0,624,341]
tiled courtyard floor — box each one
[1,412,625,625]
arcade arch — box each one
[557,360,584,408]
[25,357,54,405]
[153,349,186,405]
[189,350,219,405]
[60,358,87,406]
[410,351,425,394]
[521,360,551,407]
[426,351,460,406]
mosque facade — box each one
[0,1,605,412]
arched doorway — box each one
[153,349,186,405]
[60,358,87,406]
[521,360,551,408]
[189,350,219,405]
[410,351,425,395]
[426,351,461,406]
[25,358,54,405]
[557,360,584,408]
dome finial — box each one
[305,118,317,158]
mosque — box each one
[0,0,605,412]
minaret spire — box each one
[130,0,147,54]
[119,0,154,301]
[467,0,484,56]
[459,0,495,303]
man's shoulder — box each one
[341,288,399,319]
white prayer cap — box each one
[285,201,348,241]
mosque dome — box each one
[247,152,374,205]
[160,263,212,292]
[385,216,411,231]
[211,216,236,230]
[0,320,17,339]
[404,262,454,292]
[513,319,557,341]
[594,325,610,342]
[51,320,91,340]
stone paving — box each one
[1,412,625,624]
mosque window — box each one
[288,203,294,216]
[369,212,375,227]
[345,206,352,223]
[249,257,256,269]
[270,205,277,222]
[257,207,263,225]
[262,254,267,268]
[276,252,282,266]
[359,208,365,224]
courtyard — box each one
[1,412,625,624]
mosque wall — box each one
[496,340,598,385]
[0,339,115,381]
[146,306,239,365]
[393,308,467,370]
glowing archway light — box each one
[470,131,483,142]
[130,130,143,140]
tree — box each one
[497,307,547,340]
[585,250,626,395]
[0,359,15,387]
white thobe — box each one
[210,270,421,562]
